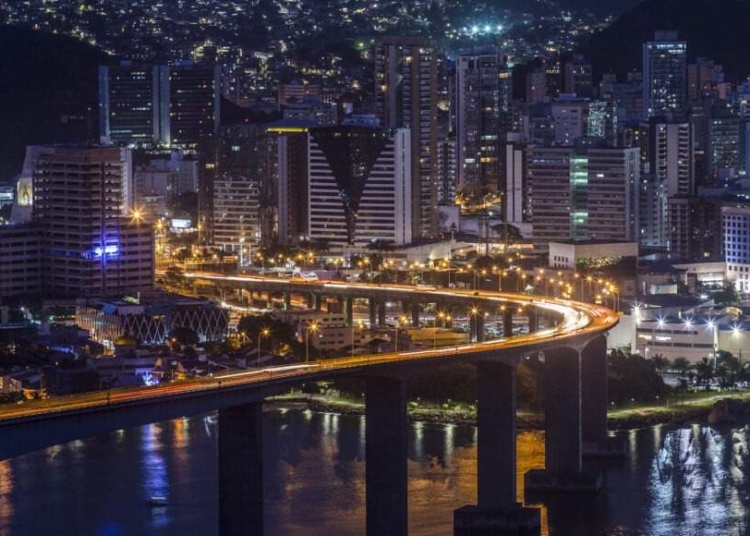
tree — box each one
[650,354,670,376]
[170,326,199,348]
[695,357,715,389]
[672,356,691,378]
[714,285,741,305]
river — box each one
[1,408,749,536]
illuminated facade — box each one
[642,31,687,119]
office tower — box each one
[0,225,42,299]
[504,134,531,237]
[267,122,312,246]
[647,119,693,196]
[551,95,590,146]
[709,108,740,180]
[688,58,723,102]
[643,31,688,119]
[564,55,593,98]
[436,137,457,205]
[588,99,618,146]
[668,197,721,260]
[638,173,668,249]
[307,125,412,250]
[528,146,639,248]
[723,206,750,291]
[526,69,547,104]
[456,48,511,194]
[98,61,159,147]
[167,62,221,148]
[213,177,260,264]
[375,36,437,238]
[31,146,152,297]
[545,57,563,99]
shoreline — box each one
[266,394,718,430]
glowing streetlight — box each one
[257,328,270,367]
[306,322,319,364]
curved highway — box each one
[0,276,618,425]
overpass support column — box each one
[307,293,315,310]
[454,361,540,535]
[476,313,486,342]
[528,308,539,333]
[314,293,322,311]
[283,292,291,311]
[525,347,602,492]
[377,302,387,327]
[411,302,421,327]
[581,335,624,458]
[503,308,513,338]
[344,296,354,327]
[369,299,378,328]
[219,402,264,536]
[365,376,408,536]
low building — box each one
[549,240,638,270]
[275,310,371,352]
[76,295,228,348]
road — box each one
[0,275,618,425]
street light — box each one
[395,315,408,353]
[351,320,364,357]
[257,327,270,367]
[306,322,319,364]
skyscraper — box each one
[564,55,593,98]
[455,48,512,194]
[168,62,221,148]
[375,36,437,238]
[642,31,688,119]
[31,146,153,297]
[307,125,412,250]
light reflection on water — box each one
[1,410,750,535]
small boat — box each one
[147,496,168,507]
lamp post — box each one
[306,322,319,364]
[257,328,270,367]
[351,320,364,357]
[395,315,407,353]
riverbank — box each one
[268,391,750,430]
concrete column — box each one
[344,296,354,327]
[283,291,291,310]
[369,299,378,327]
[377,302,386,327]
[476,361,517,508]
[454,362,540,535]
[219,402,264,536]
[365,376,408,536]
[528,308,539,333]
[544,347,581,476]
[411,302,420,327]
[314,293,322,311]
[476,313,486,343]
[581,336,608,446]
[503,308,513,338]
[307,293,315,309]
[401,301,410,315]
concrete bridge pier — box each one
[306,293,315,310]
[365,376,408,536]
[411,302,421,327]
[369,299,378,328]
[314,293,322,311]
[503,309,513,338]
[527,309,539,333]
[344,296,354,327]
[525,347,602,493]
[218,402,265,536]
[377,301,387,327]
[454,361,540,536]
[581,336,625,458]
[476,313,486,342]
[283,291,291,310]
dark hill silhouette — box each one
[0,25,116,181]
[580,0,750,81]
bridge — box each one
[1,275,619,536]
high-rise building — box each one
[504,134,531,237]
[564,55,593,98]
[723,205,750,291]
[455,48,512,194]
[307,125,412,250]
[551,95,590,146]
[436,137,457,205]
[688,58,723,102]
[30,146,153,297]
[709,110,741,180]
[642,31,688,119]
[98,61,160,147]
[646,119,693,196]
[525,69,547,104]
[168,62,221,148]
[529,145,639,248]
[375,36,437,238]
[213,177,260,263]
[638,173,668,249]
[267,122,312,246]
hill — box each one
[580,0,750,81]
[0,25,115,181]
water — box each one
[1,409,749,536]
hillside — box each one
[580,0,750,80]
[0,25,115,181]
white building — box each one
[307,125,412,251]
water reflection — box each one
[3,410,750,535]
